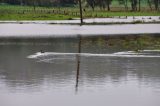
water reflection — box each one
[0,36,160,90]
[75,36,82,93]
[0,35,160,106]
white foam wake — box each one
[27,50,160,60]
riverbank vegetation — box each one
[0,0,160,20]
[1,0,160,11]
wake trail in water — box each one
[27,50,160,60]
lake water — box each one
[0,36,160,106]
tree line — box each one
[86,0,159,11]
[0,0,159,11]
[0,0,76,6]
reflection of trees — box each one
[0,37,160,90]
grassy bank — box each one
[0,13,74,20]
[0,5,160,20]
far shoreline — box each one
[0,16,160,25]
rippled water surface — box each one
[0,36,160,106]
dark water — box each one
[0,36,160,106]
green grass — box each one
[0,5,78,20]
[84,11,160,17]
[0,13,74,20]
[0,5,160,20]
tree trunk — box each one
[154,0,159,10]
[148,0,152,11]
[107,2,110,11]
[131,0,134,11]
[33,5,36,11]
[33,0,36,11]
[131,0,138,11]
[91,5,95,11]
[125,0,128,11]
[139,0,141,11]
[158,0,159,11]
[79,0,83,24]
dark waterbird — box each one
[40,50,45,53]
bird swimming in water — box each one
[40,50,45,53]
